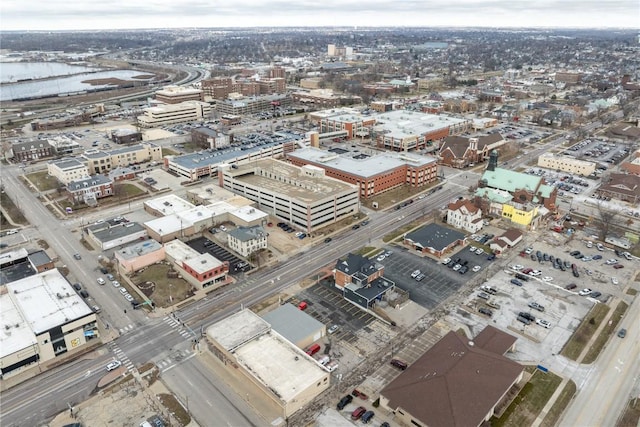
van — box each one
[305,343,321,356]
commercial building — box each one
[137,101,211,128]
[200,74,286,101]
[206,309,330,418]
[10,140,55,162]
[319,112,376,139]
[219,158,359,233]
[29,105,103,131]
[595,173,640,204]
[166,139,299,182]
[85,221,148,251]
[489,229,524,254]
[291,89,361,108]
[373,110,471,151]
[215,94,291,116]
[82,142,162,174]
[0,269,98,378]
[262,303,326,349]
[334,253,396,310]
[109,128,143,145]
[0,249,55,285]
[621,148,640,176]
[155,85,204,104]
[114,239,165,274]
[47,158,90,185]
[66,175,114,205]
[144,194,195,217]
[186,184,239,205]
[164,240,229,289]
[537,153,596,176]
[190,127,230,150]
[447,199,483,233]
[287,147,438,198]
[380,326,524,427]
[403,223,466,258]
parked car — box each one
[458,266,469,274]
[477,292,490,300]
[612,277,619,285]
[97,278,105,285]
[578,288,593,296]
[442,257,452,265]
[337,395,353,410]
[352,389,368,400]
[536,319,551,328]
[328,324,340,334]
[565,283,577,290]
[528,302,545,312]
[80,290,89,298]
[613,264,624,269]
[590,291,602,298]
[519,312,536,322]
[361,411,375,424]
[478,307,493,317]
[510,279,523,287]
[618,328,627,338]
[390,359,408,370]
[73,283,82,291]
[472,265,482,272]
[481,285,498,295]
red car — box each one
[613,264,624,269]
[351,407,366,420]
[521,268,533,274]
[352,389,368,400]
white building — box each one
[219,158,359,233]
[47,158,89,185]
[227,225,268,257]
[206,309,330,418]
[537,153,596,176]
[137,101,211,128]
[0,270,98,378]
[447,199,483,233]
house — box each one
[447,199,483,233]
[227,225,268,258]
[403,223,466,258]
[333,253,396,310]
[489,229,524,254]
[620,149,640,176]
[439,134,506,168]
[380,326,524,427]
[66,175,114,205]
[595,173,640,204]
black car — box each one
[99,267,108,274]
[73,283,82,291]
[352,224,360,230]
[570,250,580,256]
[80,290,89,298]
[590,291,602,298]
[337,395,353,410]
[459,266,469,274]
[478,307,493,317]
[390,359,408,370]
[543,253,550,261]
[324,237,332,243]
[519,312,536,322]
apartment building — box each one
[82,142,162,174]
[537,153,596,176]
[319,113,376,139]
[215,94,291,116]
[11,140,56,162]
[218,159,359,233]
[287,147,438,198]
[201,73,285,101]
[66,175,114,204]
[47,157,90,185]
[227,225,268,257]
[137,101,211,128]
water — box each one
[0,69,155,102]
[0,62,100,83]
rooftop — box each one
[67,174,112,190]
[116,239,163,261]
[481,167,543,194]
[0,292,35,359]
[374,110,469,140]
[262,303,325,344]
[224,158,358,204]
[207,309,271,351]
[288,147,436,178]
[183,252,224,275]
[145,194,196,216]
[405,223,466,251]
[49,157,86,170]
[228,225,267,242]
[91,222,146,243]
[231,206,268,223]
[6,269,93,336]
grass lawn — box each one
[158,393,191,426]
[627,288,638,296]
[491,367,563,427]
[540,380,577,427]
[354,246,377,256]
[26,170,60,192]
[583,301,628,364]
[618,397,640,427]
[161,147,179,156]
[361,182,443,211]
[560,303,610,361]
[132,263,194,308]
[115,182,145,198]
[0,191,28,225]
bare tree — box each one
[594,199,622,241]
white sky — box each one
[0,0,638,31]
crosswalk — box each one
[118,323,134,334]
[155,349,194,372]
[163,316,195,339]
[108,341,135,373]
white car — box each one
[111,280,120,287]
[106,360,122,371]
[96,278,105,285]
[511,264,524,271]
[119,287,128,294]
[453,264,462,271]
[475,248,484,255]
[542,276,554,282]
[612,277,619,285]
[524,247,533,254]
[469,246,478,252]
[578,288,592,296]
[472,265,482,272]
[605,259,618,265]
[586,241,593,248]
[376,254,386,262]
[596,243,604,251]
[328,324,340,334]
[442,257,452,265]
[410,270,421,278]
[536,319,552,329]
[529,270,542,276]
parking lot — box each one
[563,137,632,167]
[187,236,248,274]
[377,245,493,309]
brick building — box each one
[11,140,55,162]
[66,175,114,204]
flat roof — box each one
[235,331,328,402]
[6,269,93,335]
[145,194,196,216]
[187,184,237,203]
[226,158,357,204]
[184,252,223,274]
[288,147,436,178]
[169,141,285,170]
[231,205,268,222]
[176,206,216,224]
[144,215,187,236]
[374,110,468,139]
[0,293,35,358]
[49,157,85,170]
[0,248,29,267]
[91,222,146,243]
[116,239,163,261]
[262,303,325,345]
[207,309,271,351]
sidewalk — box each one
[531,297,621,427]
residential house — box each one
[227,226,268,258]
[447,199,483,233]
[489,229,524,254]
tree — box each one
[594,199,622,241]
